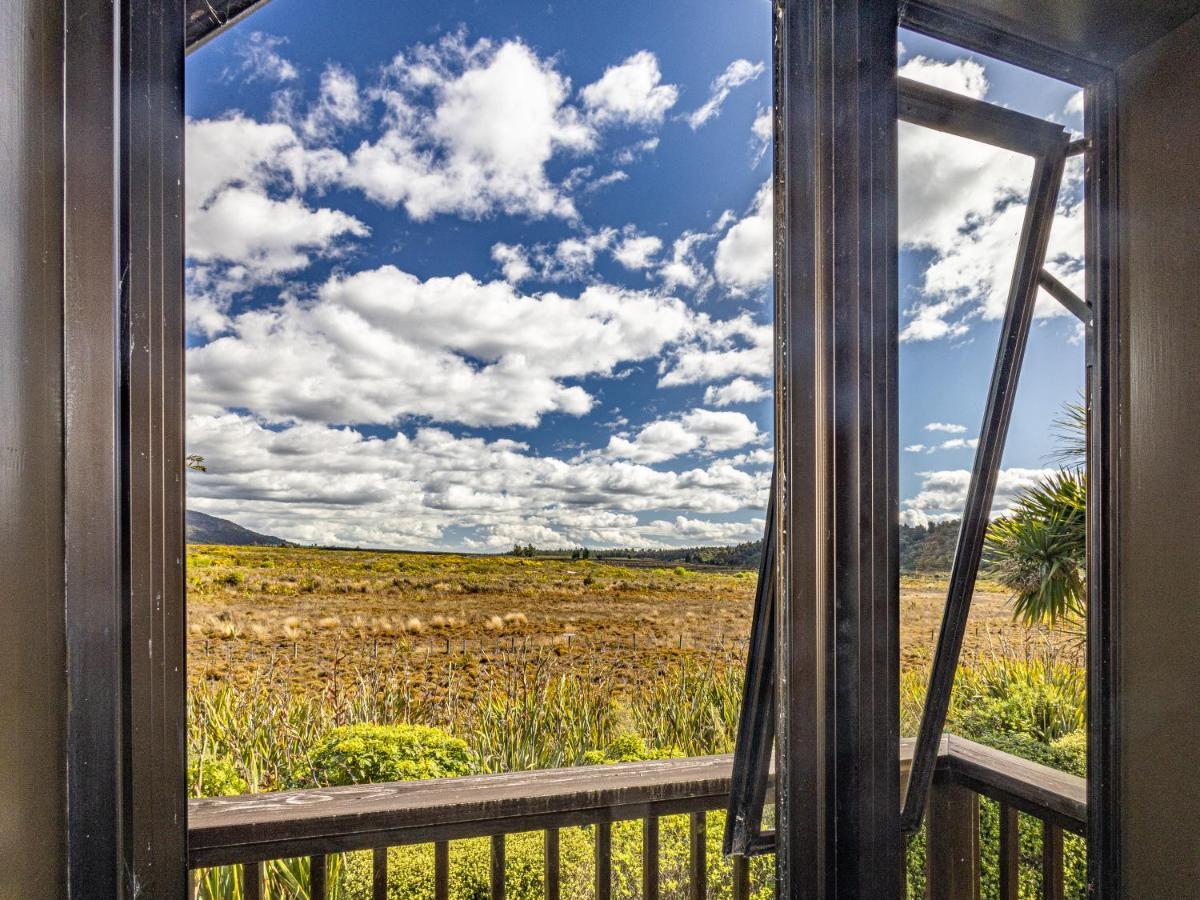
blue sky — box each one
[184,0,1086,550]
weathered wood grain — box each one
[190,755,736,867]
[188,735,1086,876]
[944,736,1087,835]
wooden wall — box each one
[0,0,67,895]
[1117,10,1200,894]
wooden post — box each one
[999,804,1019,900]
[926,779,980,900]
[372,847,388,900]
[490,834,505,900]
[732,854,750,900]
[243,861,261,900]
[310,854,327,899]
[543,829,560,900]
[434,841,449,900]
[595,822,612,900]
[642,817,659,900]
[1042,822,1064,900]
[689,812,707,900]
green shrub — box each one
[188,754,248,798]
[342,813,775,900]
[341,830,592,900]
[582,732,681,764]
[903,655,1088,899]
[296,723,473,788]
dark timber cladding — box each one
[775,0,899,896]
[122,0,188,895]
[64,0,121,895]
[0,0,66,895]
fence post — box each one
[926,777,980,900]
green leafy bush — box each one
[296,723,473,788]
[902,655,1088,899]
[342,813,775,900]
[582,732,681,764]
[188,754,248,798]
[342,830,592,900]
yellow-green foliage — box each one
[341,814,774,900]
[342,831,591,900]
[188,755,248,798]
[581,732,681,765]
[901,653,1088,898]
[297,723,473,788]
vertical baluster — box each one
[372,846,388,900]
[925,779,980,900]
[689,811,707,900]
[434,840,450,900]
[544,828,561,900]
[1041,822,1064,900]
[310,854,327,899]
[999,804,1020,900]
[243,861,262,900]
[491,834,506,900]
[642,816,660,900]
[732,854,750,900]
[595,822,612,900]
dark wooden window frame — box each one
[58,1,1120,898]
[64,1,187,896]
[724,2,1119,898]
[726,72,1079,855]
[896,11,1122,898]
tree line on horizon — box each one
[507,522,963,572]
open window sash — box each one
[724,75,1084,858]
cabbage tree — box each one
[985,403,1087,625]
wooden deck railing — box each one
[188,735,1085,899]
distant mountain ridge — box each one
[186,510,290,547]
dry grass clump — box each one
[281,619,304,640]
[502,612,528,626]
[483,615,505,631]
[316,616,341,630]
[404,616,425,634]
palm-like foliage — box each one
[985,470,1086,624]
[985,401,1088,625]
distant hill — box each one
[596,539,764,569]
[186,510,290,547]
[899,520,960,573]
[592,520,961,573]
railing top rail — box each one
[942,735,1087,835]
[188,735,1086,868]
[189,754,735,868]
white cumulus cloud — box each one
[686,59,764,129]
[581,51,679,127]
[704,377,768,407]
[900,467,1054,527]
[342,34,595,221]
[188,265,701,429]
[714,179,772,294]
[186,413,770,549]
[604,409,765,463]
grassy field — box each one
[187,544,1088,898]
[187,543,1081,702]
